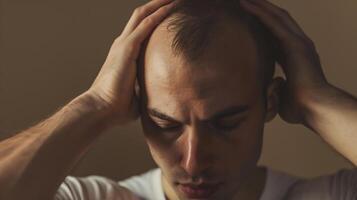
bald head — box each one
[138,0,276,92]
[143,15,261,94]
[139,14,265,119]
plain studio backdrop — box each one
[1,0,356,181]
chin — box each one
[168,179,238,200]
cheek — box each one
[141,115,178,169]
[223,107,265,172]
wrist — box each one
[299,82,337,128]
[70,92,117,130]
[76,90,139,128]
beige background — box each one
[1,0,356,181]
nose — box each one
[180,126,214,178]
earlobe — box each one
[264,77,285,122]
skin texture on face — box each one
[138,16,277,200]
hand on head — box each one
[86,0,178,126]
[240,0,329,124]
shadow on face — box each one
[137,16,279,199]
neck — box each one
[232,166,267,200]
[162,166,267,200]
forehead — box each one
[141,17,262,117]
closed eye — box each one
[212,116,246,131]
[150,117,182,132]
[156,121,181,130]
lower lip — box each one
[178,184,221,199]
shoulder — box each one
[55,175,139,200]
[260,167,302,200]
[284,168,357,200]
[118,168,165,200]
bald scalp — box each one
[139,0,277,90]
[167,0,277,85]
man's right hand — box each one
[85,0,177,125]
[0,1,178,199]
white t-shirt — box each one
[55,167,357,200]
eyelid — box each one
[209,106,250,120]
[151,117,181,128]
[214,113,245,122]
[151,116,177,124]
[213,116,246,130]
[149,112,181,123]
[156,121,180,128]
[157,123,183,133]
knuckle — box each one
[123,41,139,58]
[278,8,290,17]
[112,37,136,56]
[160,4,171,12]
[123,41,136,53]
[279,9,290,17]
[298,37,316,52]
[133,7,139,15]
[142,17,155,25]
[305,38,315,47]
[298,37,315,50]
[114,35,123,43]
[133,6,147,16]
[286,36,306,51]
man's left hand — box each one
[241,0,357,166]
[240,0,330,125]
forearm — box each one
[302,83,357,166]
[0,92,111,200]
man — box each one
[0,0,356,199]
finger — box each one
[240,0,293,43]
[121,0,175,38]
[251,0,307,38]
[240,0,316,70]
[240,0,297,71]
[128,1,176,46]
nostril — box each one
[181,149,212,177]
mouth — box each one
[177,182,223,199]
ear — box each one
[264,77,285,123]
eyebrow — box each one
[147,105,250,123]
[148,108,181,123]
[210,105,250,120]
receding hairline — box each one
[158,12,275,85]
[161,13,259,61]
[138,0,276,93]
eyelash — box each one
[213,121,242,132]
[156,120,243,133]
[157,124,182,132]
